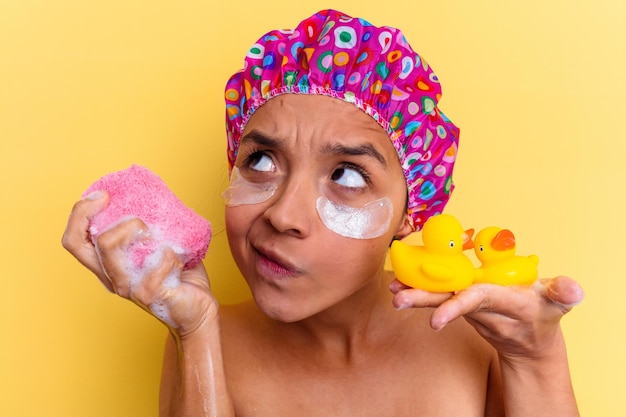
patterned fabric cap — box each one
[224,9,460,231]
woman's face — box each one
[225,94,412,322]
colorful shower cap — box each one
[224,9,460,231]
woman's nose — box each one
[263,177,314,237]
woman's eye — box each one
[248,152,275,172]
[331,166,367,188]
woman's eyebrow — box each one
[240,129,283,148]
[241,130,387,167]
[322,142,388,167]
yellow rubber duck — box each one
[473,226,539,286]
[390,214,476,293]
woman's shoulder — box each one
[388,307,496,363]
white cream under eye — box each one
[316,196,393,239]
[221,166,278,206]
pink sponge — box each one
[83,165,212,270]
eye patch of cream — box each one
[222,166,278,206]
[316,196,393,239]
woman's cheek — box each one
[225,207,251,262]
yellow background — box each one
[1,0,624,415]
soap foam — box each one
[163,269,181,290]
[150,300,177,328]
[128,243,183,291]
[103,243,182,329]
[148,268,181,328]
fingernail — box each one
[135,227,151,240]
[432,323,446,332]
[83,191,103,200]
[431,318,447,331]
[394,297,412,311]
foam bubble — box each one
[163,269,181,289]
[170,245,185,255]
[127,240,180,291]
[150,300,177,328]
[128,245,165,289]
[140,245,163,270]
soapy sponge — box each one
[83,165,212,270]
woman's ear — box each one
[393,214,415,240]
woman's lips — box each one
[255,246,301,280]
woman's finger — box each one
[94,217,151,297]
[390,281,454,310]
[429,284,545,330]
[430,277,583,331]
[535,276,585,311]
[61,191,110,276]
[133,247,184,306]
[388,278,410,294]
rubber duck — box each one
[473,226,539,286]
[390,214,476,293]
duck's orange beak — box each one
[463,228,475,250]
[491,229,516,251]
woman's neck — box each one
[267,270,415,367]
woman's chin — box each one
[250,293,315,323]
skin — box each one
[62,94,584,417]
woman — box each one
[62,9,584,416]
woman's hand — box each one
[389,276,584,360]
[62,191,218,339]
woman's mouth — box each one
[255,247,301,281]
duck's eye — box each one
[248,152,275,172]
[449,240,455,248]
[479,245,484,252]
[331,166,367,189]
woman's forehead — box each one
[243,94,393,150]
